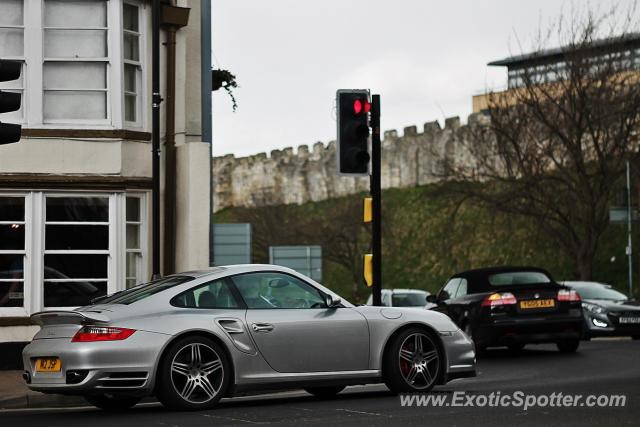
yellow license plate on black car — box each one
[36,357,60,372]
[520,299,555,309]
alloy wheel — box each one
[170,342,224,404]
[398,332,439,389]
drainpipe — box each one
[151,0,162,279]
[201,0,214,266]
[161,2,190,275]
[162,22,177,276]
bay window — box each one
[0,0,145,129]
[0,196,27,313]
[0,192,148,316]
[0,0,25,121]
[123,3,142,125]
[43,0,109,121]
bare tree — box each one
[449,7,640,279]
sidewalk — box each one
[0,370,85,410]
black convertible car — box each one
[562,281,640,340]
[428,267,584,352]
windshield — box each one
[97,276,191,305]
[571,284,628,301]
[488,271,551,286]
[392,292,428,307]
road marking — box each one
[336,408,391,417]
[202,414,268,424]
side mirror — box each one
[426,294,438,304]
[324,294,341,308]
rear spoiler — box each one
[30,310,110,326]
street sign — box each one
[269,245,322,282]
[213,223,252,265]
[609,206,638,224]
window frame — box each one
[12,0,147,130]
[41,0,111,125]
[42,193,111,309]
[228,271,328,310]
[0,189,150,317]
[124,193,148,289]
[0,193,31,317]
[170,277,246,310]
[454,278,468,298]
[122,0,145,129]
[439,278,461,301]
[0,0,26,122]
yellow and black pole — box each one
[370,95,382,306]
[364,199,373,288]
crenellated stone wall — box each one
[213,113,484,211]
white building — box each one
[0,0,211,356]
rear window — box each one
[97,276,191,305]
[488,271,551,286]
[570,284,627,301]
[392,292,428,307]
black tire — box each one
[507,343,525,353]
[156,335,231,411]
[304,386,346,398]
[84,394,140,411]
[556,339,580,353]
[383,327,442,393]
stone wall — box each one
[213,113,483,211]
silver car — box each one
[23,264,476,411]
[366,288,431,307]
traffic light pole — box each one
[371,95,382,306]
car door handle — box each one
[251,323,274,332]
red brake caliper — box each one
[401,346,409,375]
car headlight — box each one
[582,302,604,314]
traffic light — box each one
[336,89,370,175]
[0,59,22,145]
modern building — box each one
[0,0,212,359]
[473,33,640,114]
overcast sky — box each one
[211,0,634,158]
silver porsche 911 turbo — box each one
[23,265,476,411]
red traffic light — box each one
[353,99,370,115]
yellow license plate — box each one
[36,357,61,372]
[520,299,555,309]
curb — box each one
[0,393,86,410]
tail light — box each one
[72,326,135,342]
[557,289,580,302]
[482,292,517,307]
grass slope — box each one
[215,183,636,303]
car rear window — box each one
[488,271,551,286]
[392,292,428,307]
[571,284,627,301]
[97,276,191,305]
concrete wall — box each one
[213,114,484,211]
[175,141,210,271]
[0,138,151,177]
